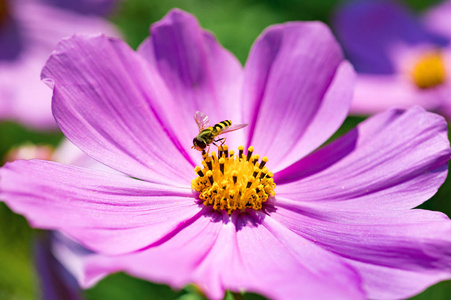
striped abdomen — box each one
[212,120,232,133]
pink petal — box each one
[276,107,450,210]
[52,139,123,174]
[0,1,119,129]
[228,211,364,299]
[80,210,225,291]
[350,74,446,115]
[272,199,451,299]
[42,35,194,184]
[242,21,355,172]
[0,160,201,255]
[137,9,244,159]
[81,210,365,299]
[423,0,451,41]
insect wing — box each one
[194,111,209,131]
[219,123,248,134]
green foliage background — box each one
[1,0,450,299]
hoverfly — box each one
[192,111,248,151]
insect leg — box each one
[214,137,226,147]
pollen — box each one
[191,145,276,214]
[411,50,446,89]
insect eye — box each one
[193,138,207,149]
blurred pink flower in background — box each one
[334,0,451,118]
[6,140,116,300]
[0,0,119,130]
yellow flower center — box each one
[411,51,446,89]
[191,145,276,214]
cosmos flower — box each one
[0,0,119,130]
[333,0,451,118]
[1,9,451,300]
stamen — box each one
[246,146,254,162]
[259,156,268,169]
[232,170,238,184]
[223,145,229,158]
[252,154,260,166]
[238,146,244,161]
[205,156,212,170]
[252,166,260,178]
[259,167,268,179]
[246,178,254,189]
[191,145,276,214]
[206,170,214,185]
[195,166,204,177]
[219,157,225,174]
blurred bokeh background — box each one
[1,0,450,299]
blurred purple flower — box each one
[43,0,119,16]
[1,9,451,300]
[334,0,451,118]
[0,0,119,130]
[35,232,86,300]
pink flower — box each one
[1,9,451,300]
[334,0,451,118]
[0,0,119,130]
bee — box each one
[192,111,248,151]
